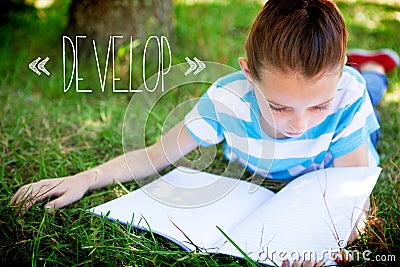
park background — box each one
[0,0,399,266]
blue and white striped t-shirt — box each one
[184,66,380,180]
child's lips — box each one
[284,131,305,137]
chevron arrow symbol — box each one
[184,57,206,76]
[29,57,50,76]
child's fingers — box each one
[16,199,34,215]
[302,260,315,267]
[10,179,63,213]
[10,185,40,214]
[281,259,290,267]
[333,249,354,264]
[290,260,318,267]
[10,184,34,205]
[44,194,73,212]
[292,260,303,267]
[10,184,39,209]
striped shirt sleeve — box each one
[329,68,380,159]
[184,82,225,147]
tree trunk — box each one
[65,0,174,55]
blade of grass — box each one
[216,225,267,267]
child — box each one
[10,0,399,262]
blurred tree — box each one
[65,0,175,55]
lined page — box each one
[90,166,275,251]
[214,167,381,266]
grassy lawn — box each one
[0,0,399,266]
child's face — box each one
[253,68,341,139]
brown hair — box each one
[245,0,348,80]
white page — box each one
[90,166,275,251]
[213,167,381,266]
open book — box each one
[89,166,381,266]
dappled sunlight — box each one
[354,9,381,29]
[337,0,400,47]
[178,0,400,7]
[174,0,231,5]
[83,111,113,129]
[341,0,400,6]
[25,0,55,9]
[345,3,400,29]
[383,83,400,103]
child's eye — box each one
[312,105,330,112]
[269,105,287,113]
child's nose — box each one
[288,114,308,133]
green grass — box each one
[1,0,399,266]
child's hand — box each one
[281,259,324,267]
[281,252,354,266]
[10,172,94,214]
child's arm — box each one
[10,121,199,213]
[333,142,369,167]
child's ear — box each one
[238,57,254,83]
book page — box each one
[213,167,381,266]
[89,166,275,251]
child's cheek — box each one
[310,110,330,128]
[270,113,287,129]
